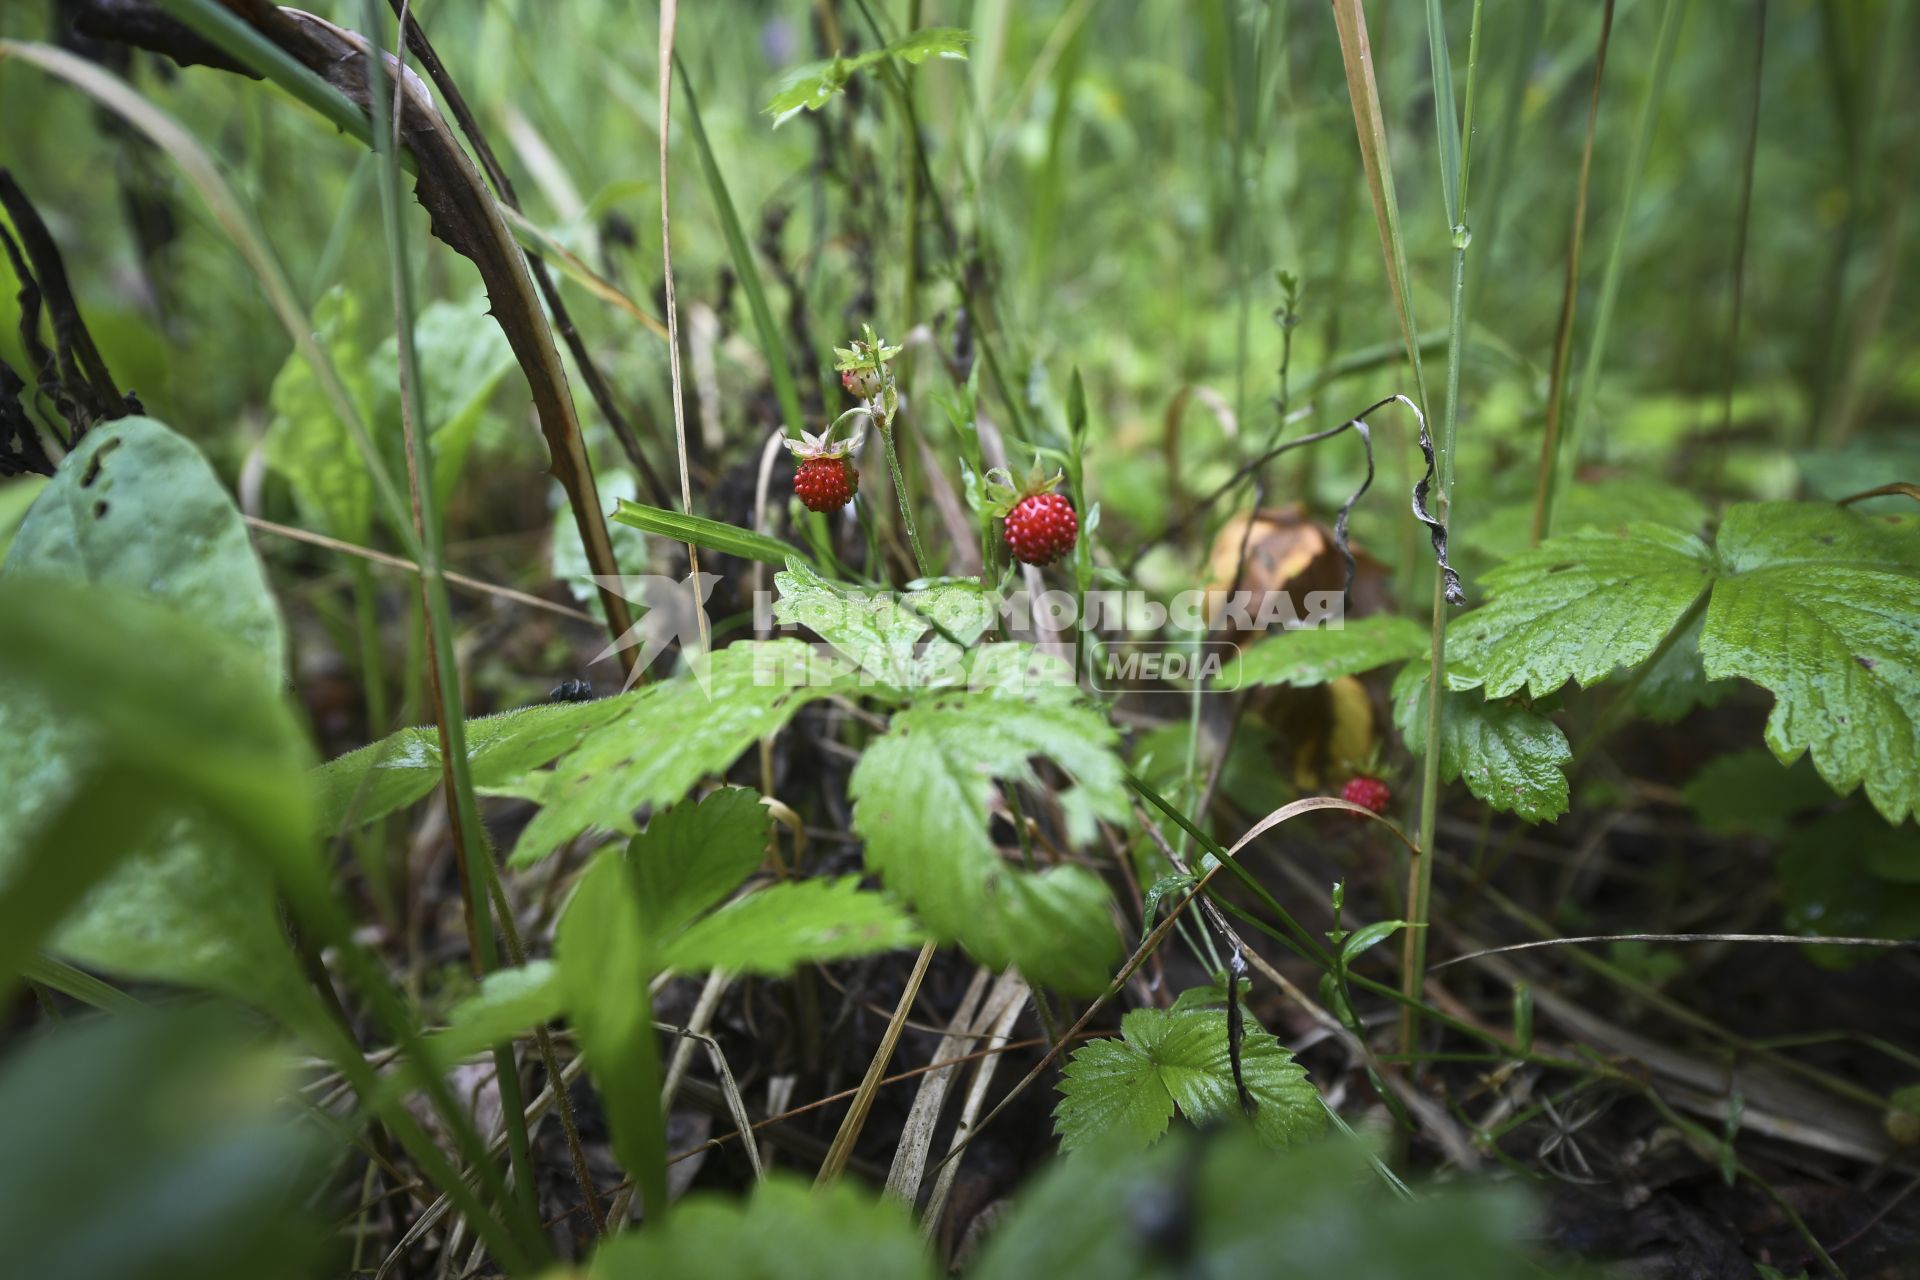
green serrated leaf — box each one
[1699,504,1920,824]
[1683,750,1834,839]
[1392,663,1571,822]
[1053,1007,1322,1151]
[973,1126,1538,1280]
[315,694,635,833]
[773,560,992,689]
[627,788,771,939]
[586,1175,934,1280]
[508,642,851,865]
[429,961,563,1063]
[1447,523,1715,698]
[1235,615,1428,688]
[1778,806,1920,968]
[657,877,921,975]
[850,662,1128,992]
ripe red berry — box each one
[1341,774,1392,815]
[794,455,858,512]
[1003,491,1078,566]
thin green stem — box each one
[879,415,931,578]
[360,0,539,1242]
[1402,0,1482,1062]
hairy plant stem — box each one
[360,0,539,1241]
[878,412,931,578]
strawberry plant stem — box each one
[1402,0,1482,1063]
[880,417,932,578]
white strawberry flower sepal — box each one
[783,411,870,463]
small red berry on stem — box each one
[1004,491,1078,566]
[784,421,867,513]
[1341,774,1392,816]
[794,455,858,512]
[985,459,1079,567]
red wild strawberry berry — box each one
[793,455,859,512]
[1003,491,1078,566]
[1341,774,1392,816]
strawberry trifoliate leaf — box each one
[1234,614,1428,688]
[656,877,922,975]
[1446,523,1715,698]
[773,559,993,691]
[1392,663,1571,823]
[508,641,851,865]
[1053,1006,1322,1152]
[1698,503,1920,824]
[850,653,1128,993]
[627,788,771,939]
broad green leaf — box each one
[628,788,771,938]
[265,291,511,541]
[1683,750,1835,839]
[1234,614,1427,688]
[508,641,850,865]
[1053,1007,1322,1151]
[774,559,993,689]
[0,419,306,1003]
[1392,663,1571,822]
[1698,504,1920,824]
[381,296,514,506]
[1618,611,1731,724]
[763,28,971,125]
[263,288,376,544]
[0,1009,326,1280]
[612,500,811,568]
[1447,523,1714,698]
[656,877,922,975]
[1778,807,1920,968]
[973,1128,1539,1280]
[586,1175,933,1280]
[429,961,564,1062]
[557,848,668,1220]
[850,662,1128,992]
[314,694,634,833]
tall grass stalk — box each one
[1402,0,1483,1062]
[1529,0,1615,547]
[359,0,542,1240]
[1543,0,1691,537]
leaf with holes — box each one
[850,653,1128,993]
[0,418,305,1004]
[1234,615,1428,688]
[1698,503,1920,824]
[1053,1006,1322,1151]
[1393,664,1571,822]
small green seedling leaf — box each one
[1054,1006,1322,1151]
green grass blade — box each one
[1552,0,1693,536]
[672,52,807,441]
[614,500,815,568]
